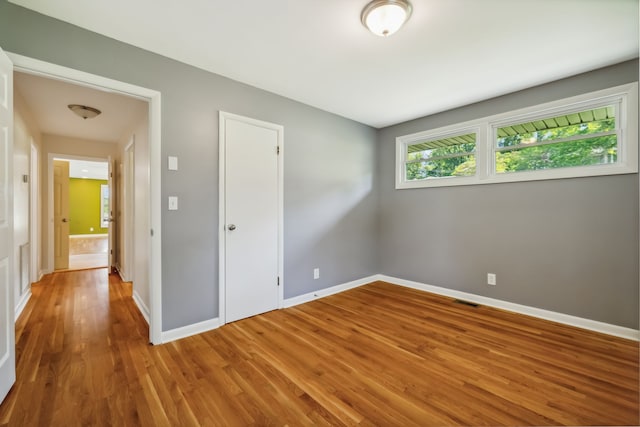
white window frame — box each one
[396,124,483,189]
[396,82,638,189]
[100,184,109,228]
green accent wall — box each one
[69,178,109,235]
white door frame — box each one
[218,111,284,325]
[47,154,108,271]
[9,52,163,344]
[122,137,135,283]
[29,141,39,283]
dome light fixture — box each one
[361,0,412,37]
[68,104,101,120]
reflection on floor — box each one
[69,252,108,270]
[68,234,108,270]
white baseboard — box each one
[377,274,640,341]
[15,290,32,320]
[161,318,220,344]
[132,291,150,325]
[156,273,638,344]
[115,264,130,282]
[283,275,380,308]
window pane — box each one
[406,133,476,180]
[497,106,615,147]
[101,185,109,228]
[495,105,618,173]
[406,154,475,179]
[496,135,617,173]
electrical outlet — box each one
[487,273,496,286]
[313,268,319,280]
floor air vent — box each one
[453,299,479,308]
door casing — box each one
[9,51,163,344]
[29,141,39,283]
[122,137,135,282]
[52,159,70,270]
[218,111,284,325]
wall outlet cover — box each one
[168,156,178,171]
[168,196,178,210]
[487,273,496,286]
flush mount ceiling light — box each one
[68,104,101,119]
[361,0,412,37]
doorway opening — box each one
[53,157,110,271]
[10,52,163,344]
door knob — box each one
[62,218,69,223]
[227,224,236,231]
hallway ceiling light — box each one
[68,104,101,119]
[361,0,412,37]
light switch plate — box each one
[168,156,178,171]
[168,196,178,210]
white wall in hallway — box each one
[13,89,41,308]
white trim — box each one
[396,82,638,189]
[218,111,284,325]
[115,264,125,281]
[14,289,31,320]
[283,275,380,308]
[132,290,150,325]
[9,52,163,344]
[29,141,39,285]
[377,274,640,341]
[218,112,226,324]
[152,272,636,343]
[396,124,482,189]
[161,318,220,343]
[122,137,135,284]
[47,153,108,274]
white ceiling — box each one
[9,0,639,128]
[14,72,147,142]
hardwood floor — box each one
[67,253,108,270]
[0,271,637,426]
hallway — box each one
[0,269,149,426]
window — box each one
[396,83,638,189]
[405,132,477,180]
[100,184,109,228]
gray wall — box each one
[378,60,639,329]
[0,1,378,330]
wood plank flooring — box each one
[0,270,637,426]
[67,253,108,270]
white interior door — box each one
[53,159,69,270]
[0,46,16,405]
[221,112,282,323]
[108,157,114,271]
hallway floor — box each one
[67,234,108,270]
[68,253,108,270]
